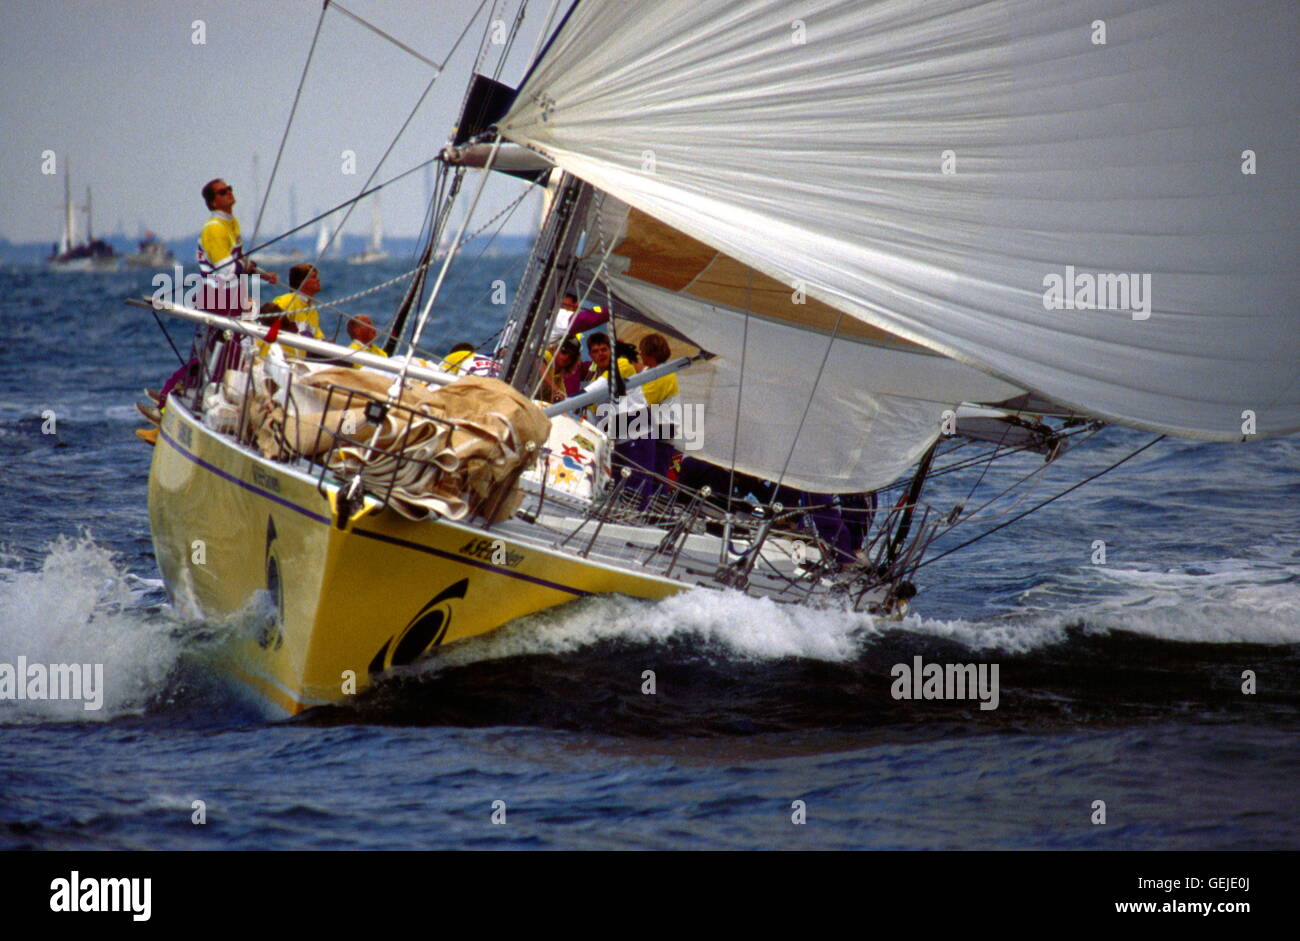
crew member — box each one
[440,342,476,374]
[347,315,388,362]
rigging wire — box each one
[912,434,1167,572]
[310,0,494,270]
[330,2,442,70]
[773,296,846,497]
[387,163,453,350]
[248,0,329,253]
[381,165,443,346]
[148,305,186,366]
[490,0,529,81]
[238,155,441,263]
[470,0,505,80]
[958,418,1013,509]
[521,0,563,71]
[548,190,623,402]
[406,136,506,356]
[726,269,753,510]
[872,421,1101,493]
[918,424,1106,546]
[322,181,530,360]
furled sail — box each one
[501,0,1299,441]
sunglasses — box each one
[215,186,233,196]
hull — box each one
[48,256,119,272]
[149,402,684,718]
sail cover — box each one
[501,0,1299,440]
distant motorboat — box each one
[125,231,175,269]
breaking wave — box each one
[316,538,1299,734]
[422,542,1300,671]
[0,535,195,723]
[4,531,1295,732]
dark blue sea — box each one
[1,259,1297,851]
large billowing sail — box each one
[501,0,1299,440]
[582,195,1023,491]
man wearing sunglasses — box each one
[197,178,277,317]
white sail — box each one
[315,220,331,258]
[369,200,384,254]
[582,194,1024,490]
[501,0,1300,440]
[612,273,1021,491]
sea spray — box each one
[0,534,177,721]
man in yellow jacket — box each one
[141,178,278,444]
[270,264,325,340]
[197,178,276,315]
[255,263,325,358]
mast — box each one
[84,187,93,242]
[497,171,592,394]
[251,154,262,223]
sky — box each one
[0,0,552,244]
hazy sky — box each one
[0,0,551,244]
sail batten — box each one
[504,0,1299,440]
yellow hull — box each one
[148,403,684,718]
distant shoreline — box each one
[0,233,535,266]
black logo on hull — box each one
[368,578,469,674]
[259,515,285,651]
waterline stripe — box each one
[158,426,332,524]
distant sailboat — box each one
[348,199,389,264]
[255,183,306,266]
[48,159,116,271]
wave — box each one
[0,534,190,724]
[5,531,1295,732]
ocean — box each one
[1,259,1296,851]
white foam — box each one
[0,534,180,722]
[1000,552,1300,645]
[428,548,1298,670]
[429,588,885,671]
